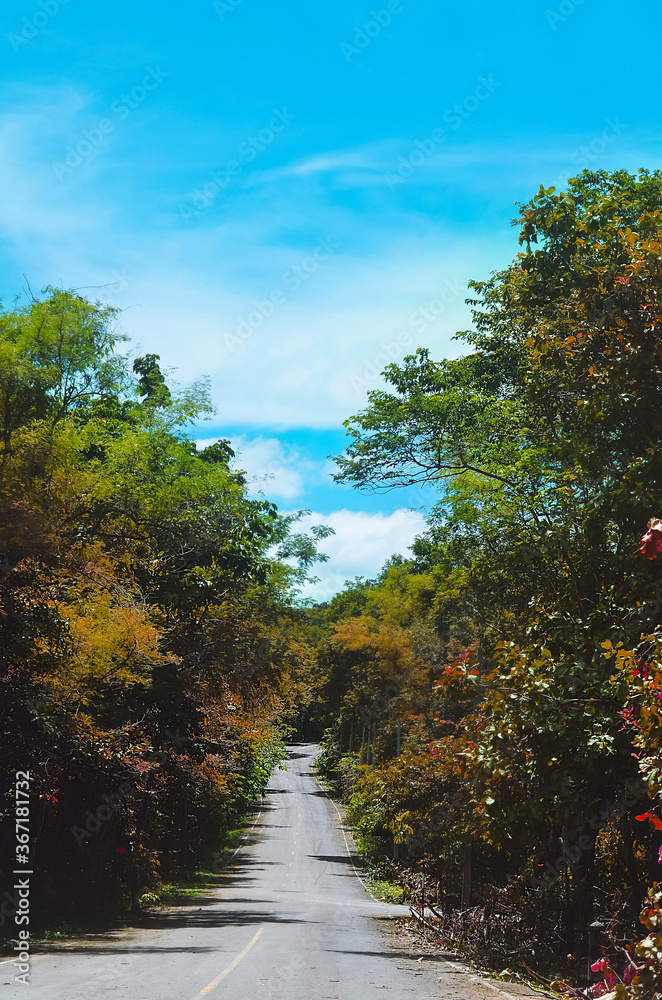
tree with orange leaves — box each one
[326,169,662,973]
[0,287,329,928]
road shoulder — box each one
[380,917,554,1000]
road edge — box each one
[311,766,549,1000]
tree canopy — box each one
[315,169,662,985]
[6,172,662,993]
[0,287,328,923]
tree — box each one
[324,170,662,972]
[133,354,172,409]
[0,287,330,928]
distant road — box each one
[1,744,513,999]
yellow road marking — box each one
[190,927,264,999]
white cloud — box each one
[294,508,427,601]
[0,85,499,429]
[193,439,427,599]
[192,442,427,598]
[199,244,487,428]
[264,149,382,179]
[229,436,309,501]
[2,86,642,434]
[0,94,490,427]
[196,434,323,502]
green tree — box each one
[0,286,331,929]
[133,354,172,408]
[327,169,662,969]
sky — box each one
[0,0,660,598]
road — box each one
[0,744,519,999]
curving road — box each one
[1,744,519,999]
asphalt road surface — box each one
[1,744,522,1000]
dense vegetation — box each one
[310,169,662,994]
[4,168,662,997]
[0,289,325,926]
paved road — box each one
[0,744,511,999]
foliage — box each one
[0,287,325,927]
[315,169,662,980]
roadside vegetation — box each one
[310,169,662,996]
[4,168,662,998]
[0,290,325,930]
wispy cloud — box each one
[261,147,387,180]
[0,85,646,434]
[296,508,427,601]
[197,434,327,503]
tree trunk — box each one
[461,838,472,908]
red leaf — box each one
[636,810,662,830]
[640,518,662,559]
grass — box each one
[364,873,408,904]
[155,876,218,903]
[349,832,411,904]
[150,825,247,904]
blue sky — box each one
[1,0,660,597]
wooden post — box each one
[461,837,472,909]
